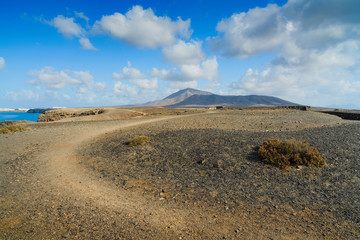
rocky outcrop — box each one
[27,108,54,113]
[37,108,105,122]
[321,111,360,120]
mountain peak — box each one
[136,88,299,108]
[164,88,212,100]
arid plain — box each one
[0,108,359,239]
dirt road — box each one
[1,110,359,239]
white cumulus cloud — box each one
[47,15,96,50]
[28,66,95,90]
[150,68,183,82]
[113,65,158,89]
[213,0,360,108]
[27,67,110,105]
[73,70,94,86]
[150,57,218,83]
[162,40,205,65]
[230,40,360,107]
[210,4,286,58]
[180,57,218,82]
[113,81,138,97]
[113,66,146,80]
[48,15,84,38]
[93,5,192,48]
[210,0,360,58]
[131,78,158,89]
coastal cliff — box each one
[27,108,54,113]
[37,108,104,122]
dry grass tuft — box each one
[125,135,152,147]
[0,125,27,134]
[258,138,325,169]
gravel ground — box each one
[1,109,359,239]
[79,110,360,239]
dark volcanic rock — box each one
[81,119,360,225]
[27,108,53,113]
[322,111,360,120]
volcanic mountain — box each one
[139,88,298,108]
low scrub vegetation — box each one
[258,138,325,169]
[125,135,152,147]
[0,125,27,134]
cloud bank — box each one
[211,0,360,107]
[25,66,108,105]
[111,65,161,105]
[28,66,94,90]
[149,39,218,89]
[113,65,158,89]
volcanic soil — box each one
[0,109,359,239]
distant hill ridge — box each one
[138,88,298,108]
[141,88,212,107]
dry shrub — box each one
[126,135,152,147]
[0,125,27,134]
[258,138,325,169]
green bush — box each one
[125,135,152,147]
[0,125,27,134]
[258,138,325,169]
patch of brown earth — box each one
[0,109,359,239]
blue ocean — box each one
[0,112,41,122]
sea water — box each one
[0,112,41,122]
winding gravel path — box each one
[1,109,359,239]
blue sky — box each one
[1,0,359,109]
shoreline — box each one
[0,112,41,122]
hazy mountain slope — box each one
[133,88,298,108]
[166,94,298,108]
[141,88,212,107]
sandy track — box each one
[35,113,259,239]
[1,113,237,239]
[0,115,183,239]
[35,116,205,236]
